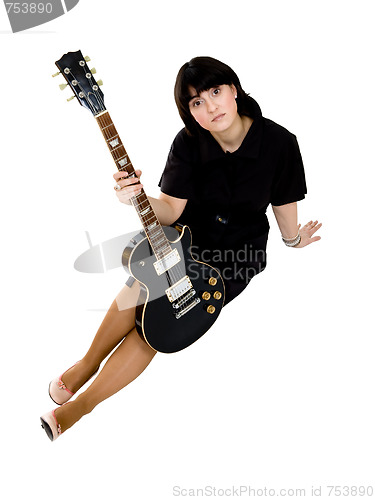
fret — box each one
[140,206,151,216]
[107,134,119,142]
[109,138,120,148]
[151,234,164,243]
[95,110,174,262]
[112,149,128,161]
[118,157,128,167]
[102,128,117,140]
[110,144,123,152]
[144,216,157,226]
[119,163,133,172]
[141,210,156,219]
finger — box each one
[310,236,321,243]
[113,169,142,180]
[117,186,143,198]
[307,223,322,235]
[304,235,321,245]
[117,177,143,189]
[302,221,313,229]
[113,171,128,180]
[117,180,143,194]
[310,223,322,234]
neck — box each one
[95,110,173,261]
[211,115,253,153]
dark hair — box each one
[174,56,253,136]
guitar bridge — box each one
[166,277,200,319]
[174,296,200,319]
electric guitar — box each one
[54,50,225,353]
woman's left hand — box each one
[296,220,322,248]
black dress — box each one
[159,97,307,304]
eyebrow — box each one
[188,93,200,103]
[188,85,221,103]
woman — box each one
[40,56,321,441]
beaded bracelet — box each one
[282,232,301,247]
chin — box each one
[209,121,231,133]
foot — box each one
[40,409,62,441]
[60,360,100,395]
[49,360,100,405]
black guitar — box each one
[55,50,225,353]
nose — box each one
[206,98,218,113]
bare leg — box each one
[55,327,156,433]
[61,281,142,394]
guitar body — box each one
[123,225,225,353]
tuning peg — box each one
[52,71,61,78]
[59,83,68,90]
[97,79,103,86]
[67,95,76,102]
[90,67,97,74]
[84,56,91,62]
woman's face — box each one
[188,84,238,133]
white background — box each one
[1,1,374,498]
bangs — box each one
[179,62,233,104]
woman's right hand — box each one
[113,170,143,205]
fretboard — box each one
[95,110,172,260]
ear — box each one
[230,84,237,98]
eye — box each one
[212,87,221,96]
[192,99,203,107]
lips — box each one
[212,113,225,122]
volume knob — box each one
[202,292,211,301]
[208,277,217,286]
[206,305,216,314]
[213,291,222,300]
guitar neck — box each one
[95,110,172,260]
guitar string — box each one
[65,65,196,312]
[73,69,189,293]
[98,117,198,309]
[86,80,186,287]
[93,110,186,286]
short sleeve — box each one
[158,129,195,199]
[270,133,307,206]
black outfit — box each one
[159,97,307,304]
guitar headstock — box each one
[55,50,105,115]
